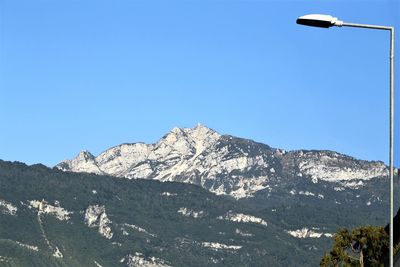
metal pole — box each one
[340,23,395,267]
[341,22,392,31]
[389,27,394,267]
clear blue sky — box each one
[1,0,399,167]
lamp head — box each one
[296,14,343,28]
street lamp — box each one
[297,14,395,266]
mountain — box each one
[56,124,389,200]
[2,125,398,266]
[55,124,400,261]
[0,160,328,267]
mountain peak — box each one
[164,124,220,146]
[76,150,95,162]
[170,126,184,134]
[189,123,217,135]
[194,123,213,131]
[169,123,217,135]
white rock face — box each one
[0,256,11,262]
[201,242,242,251]
[61,124,220,180]
[161,192,177,197]
[0,199,17,215]
[53,246,63,258]
[122,223,157,238]
[289,190,324,199]
[56,124,276,198]
[342,180,365,189]
[334,187,345,191]
[98,143,152,177]
[58,150,103,175]
[28,200,72,221]
[235,228,254,237]
[15,241,39,251]
[31,205,64,258]
[56,124,389,199]
[123,252,172,267]
[177,207,206,218]
[84,205,113,239]
[297,151,388,183]
[218,211,267,227]
[214,175,269,199]
[286,228,333,239]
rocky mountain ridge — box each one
[56,124,388,199]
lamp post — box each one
[297,14,395,266]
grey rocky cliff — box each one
[56,124,388,199]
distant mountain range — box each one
[56,124,389,199]
[1,124,397,266]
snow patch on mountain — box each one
[218,211,267,226]
[0,199,17,215]
[84,205,113,239]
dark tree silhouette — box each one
[320,226,389,267]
